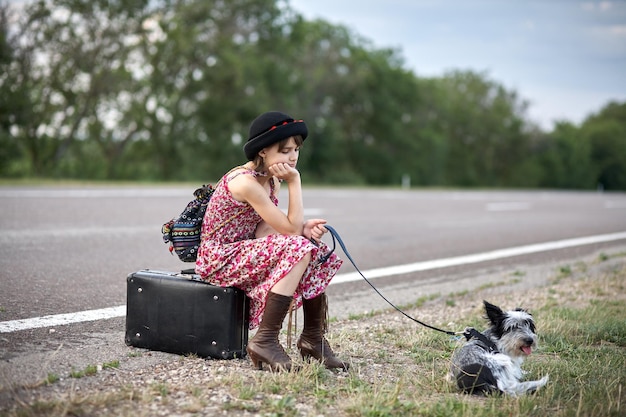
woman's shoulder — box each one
[225,166,260,182]
[225,167,266,199]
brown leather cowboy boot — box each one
[297,293,350,370]
[246,292,293,372]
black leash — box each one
[321,225,493,346]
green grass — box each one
[4,261,625,417]
[101,360,120,370]
[69,365,98,379]
[217,267,624,417]
[44,373,59,385]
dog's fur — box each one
[448,301,549,396]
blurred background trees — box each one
[1,0,624,189]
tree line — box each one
[1,0,625,189]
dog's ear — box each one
[483,300,505,325]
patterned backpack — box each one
[161,185,214,262]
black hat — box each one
[244,111,308,160]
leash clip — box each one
[463,327,499,353]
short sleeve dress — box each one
[195,168,343,329]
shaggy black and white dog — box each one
[449,301,549,396]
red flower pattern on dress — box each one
[195,169,342,329]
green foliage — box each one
[583,102,626,190]
[533,121,589,188]
[1,0,624,188]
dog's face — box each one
[483,301,538,359]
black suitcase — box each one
[125,269,249,359]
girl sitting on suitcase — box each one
[195,111,349,372]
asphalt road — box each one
[1,185,625,374]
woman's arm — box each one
[230,167,304,235]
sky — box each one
[289,0,626,130]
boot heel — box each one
[247,349,264,370]
[299,345,314,361]
[297,337,350,370]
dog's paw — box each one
[526,375,549,394]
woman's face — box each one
[261,137,300,169]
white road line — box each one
[280,208,324,216]
[2,231,626,333]
[332,231,626,284]
[0,306,126,334]
[0,189,191,198]
[485,202,531,211]
[0,226,156,242]
[605,200,626,209]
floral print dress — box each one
[195,168,343,329]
